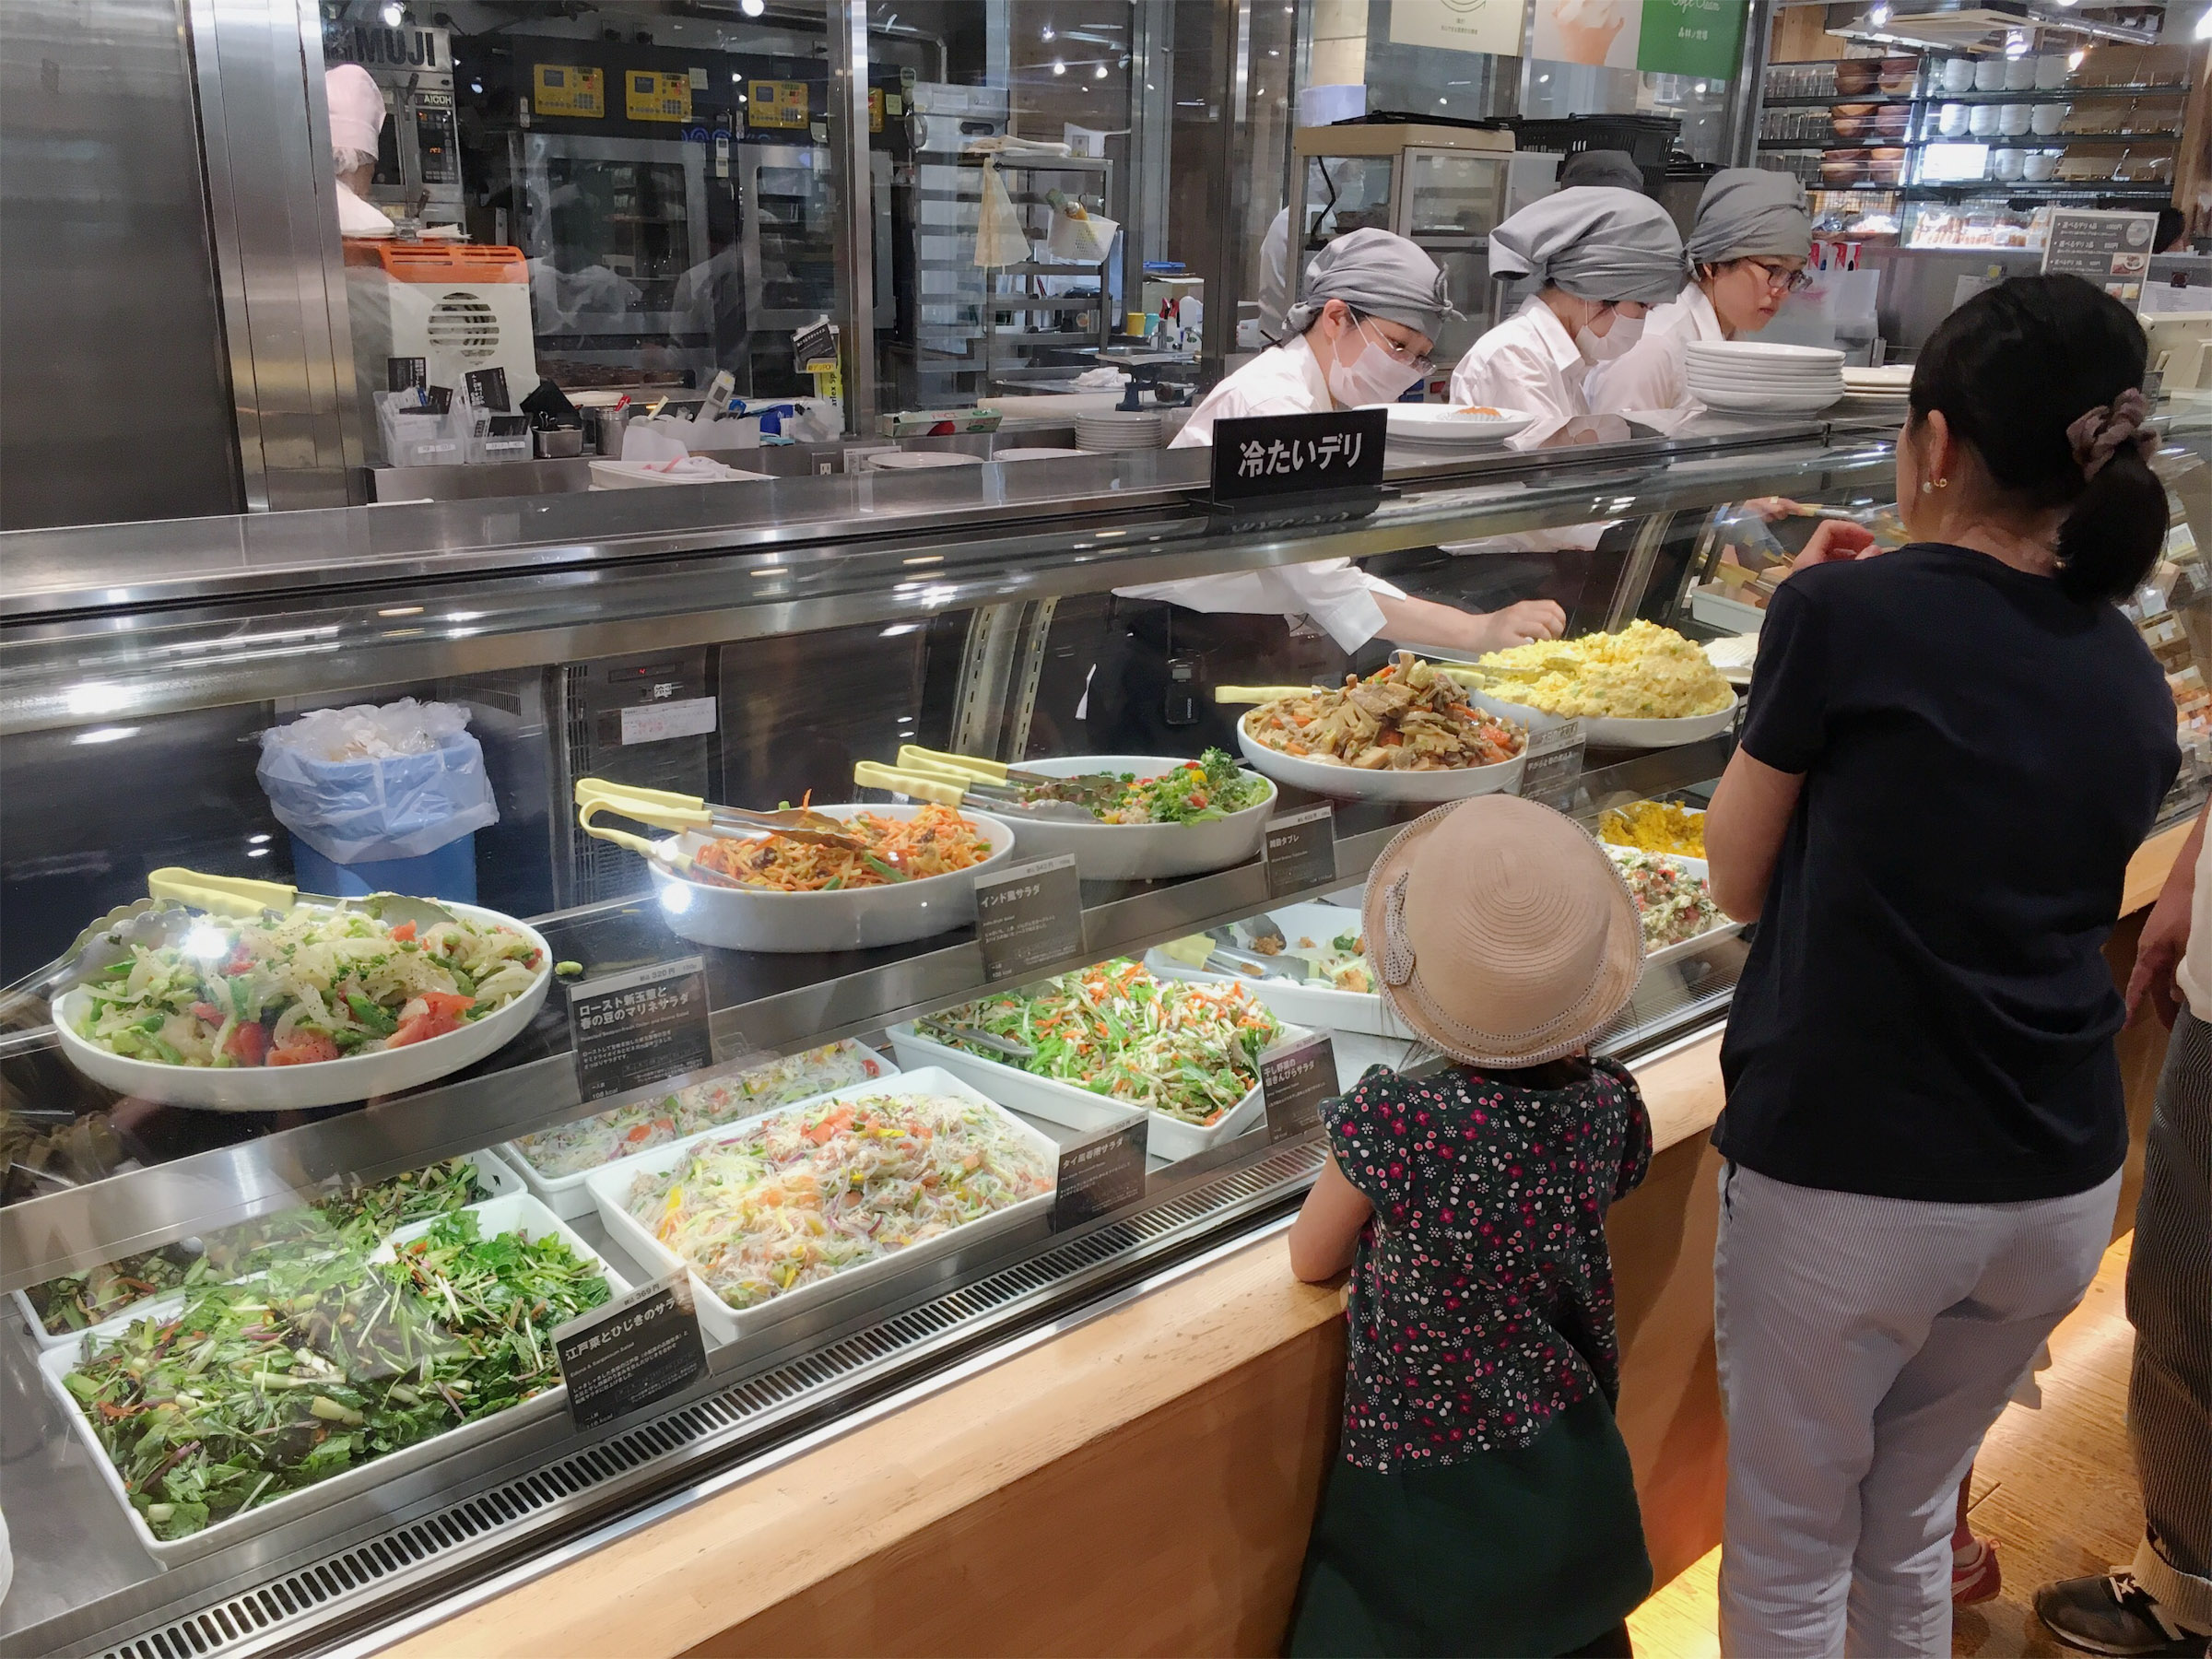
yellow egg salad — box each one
[1470,621,1735,721]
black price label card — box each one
[1051,1116,1150,1230]
[1514,719,1586,812]
[1210,408,1387,503]
[554,1276,709,1430]
[1263,806,1336,899]
[974,854,1084,982]
[568,958,714,1105]
[1261,1031,1337,1144]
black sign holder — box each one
[1206,408,1389,521]
[553,1275,710,1430]
[1261,1031,1338,1145]
[566,958,716,1106]
[1051,1117,1151,1230]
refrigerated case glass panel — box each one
[1302,154,1396,247]
[1403,149,1510,240]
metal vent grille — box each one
[425,291,500,362]
[90,1143,1320,1659]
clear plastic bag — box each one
[256,700,499,865]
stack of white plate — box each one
[1076,410,1164,452]
[992,446,1088,462]
[1840,364,1913,404]
[1686,340,1846,414]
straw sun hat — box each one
[1360,794,1643,1067]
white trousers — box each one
[1712,1160,2121,1658]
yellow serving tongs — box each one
[145,868,454,929]
[573,780,864,877]
[853,761,1100,822]
[1212,685,1313,705]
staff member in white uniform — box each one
[1448,188,1687,451]
[1090,230,1565,752]
[1591,170,1813,430]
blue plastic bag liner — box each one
[256,700,500,866]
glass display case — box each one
[4,414,2208,1657]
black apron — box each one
[1084,599,1356,756]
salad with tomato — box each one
[1016,748,1269,826]
[67,906,544,1069]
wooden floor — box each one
[1627,1235,2145,1659]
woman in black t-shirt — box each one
[1701,275,2183,1657]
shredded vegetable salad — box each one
[69,908,542,1069]
[1242,653,1524,772]
[1607,848,1726,950]
[511,1042,889,1179]
[924,959,1283,1125]
[690,803,992,891]
[1018,749,1269,824]
[626,1092,1052,1312]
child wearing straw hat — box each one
[1285,794,1654,1658]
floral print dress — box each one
[1288,1059,1655,1658]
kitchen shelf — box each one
[1762,83,2190,108]
[1768,130,2184,149]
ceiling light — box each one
[1053,58,1066,74]
[1094,63,1108,77]
[1868,2,1889,22]
[1041,23,1055,40]
[2069,47,2087,66]
[381,1,404,25]
[740,0,765,13]
[70,725,138,746]
[2199,6,2212,38]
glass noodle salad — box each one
[923,959,1283,1125]
[70,907,543,1068]
[626,1092,1053,1312]
[510,1041,889,1179]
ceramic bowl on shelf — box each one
[1831,113,1873,141]
[1974,56,2006,91]
[1835,59,1880,96]
[1999,102,2033,136]
[2022,150,2059,182]
[1938,102,1970,136]
[1969,103,2001,136]
[1992,147,2028,182]
[2005,54,2037,90]
[2036,53,2072,90]
[1878,56,1920,94]
[2031,102,2070,135]
[1941,56,1976,93]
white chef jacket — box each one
[1448,295,1591,453]
[1115,335,1406,652]
[1588,282,1720,432]
[1443,295,1608,554]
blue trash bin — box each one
[289,833,478,904]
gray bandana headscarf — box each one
[1489,186,1686,307]
[1688,169,1813,266]
[1285,227,1456,342]
[1558,149,1648,194]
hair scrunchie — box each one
[2067,388,2159,480]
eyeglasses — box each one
[1349,311,1439,376]
[1742,258,1816,295]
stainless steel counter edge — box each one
[0,420,1877,619]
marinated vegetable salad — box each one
[69,907,543,1069]
[511,1042,890,1179]
[1606,848,1726,951]
[24,1159,492,1336]
[1018,749,1268,824]
[1242,654,1524,772]
[61,1210,609,1541]
[923,959,1283,1125]
[627,1093,1052,1312]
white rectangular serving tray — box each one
[885,1022,1298,1163]
[499,1041,898,1220]
[1142,900,1413,1041]
[1606,853,1747,968]
[41,1189,626,1566]
[583,1066,1058,1350]
[14,1149,522,1353]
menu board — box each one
[2042,210,2159,311]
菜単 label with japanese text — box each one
[975,854,1084,982]
[1210,408,1387,503]
[554,1276,709,1429]
[1261,1032,1337,1144]
[1263,806,1337,898]
[1051,1116,1150,1230]
[567,958,715,1104]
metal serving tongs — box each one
[573,778,865,862]
[914,1013,1036,1062]
[0,870,456,1028]
[850,760,1102,823]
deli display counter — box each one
[3,415,2207,1658]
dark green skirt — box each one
[1286,1396,1653,1658]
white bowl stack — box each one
[1839,363,1913,406]
[1686,340,1846,414]
[1076,410,1164,452]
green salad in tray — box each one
[922,959,1283,1126]
[61,1209,608,1542]
[24,1159,490,1336]
[1018,748,1268,825]
[69,906,543,1070]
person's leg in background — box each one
[2037,1009,2212,1655]
[1950,1470,2004,1604]
[1843,1172,2120,1657]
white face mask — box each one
[1573,304,1645,364]
[1326,317,1426,407]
